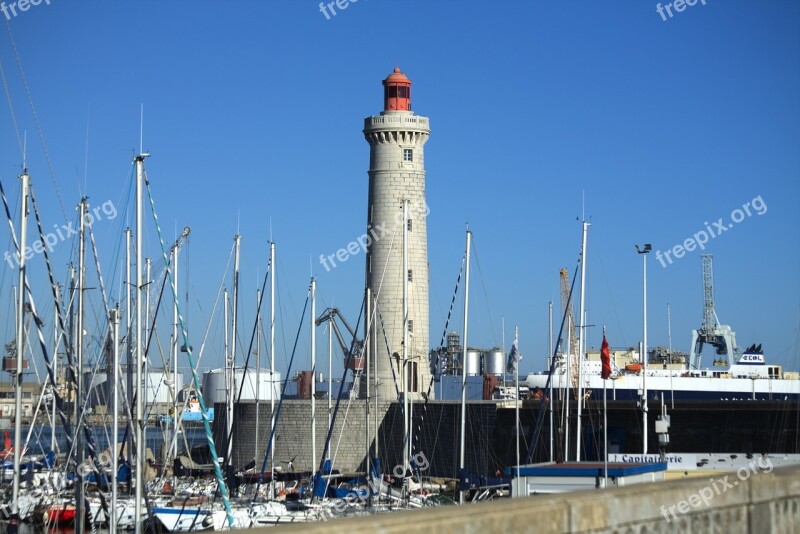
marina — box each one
[0,3,797,533]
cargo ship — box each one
[524,345,800,402]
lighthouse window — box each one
[408,320,414,333]
[398,86,409,98]
[388,86,398,98]
[410,361,418,392]
[403,149,413,162]
[407,219,412,232]
[408,269,413,282]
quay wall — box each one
[266,464,800,534]
[214,400,498,478]
[216,399,800,477]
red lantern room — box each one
[383,67,411,112]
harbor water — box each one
[2,423,209,460]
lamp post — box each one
[635,243,651,454]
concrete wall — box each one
[215,400,499,477]
[216,400,392,472]
[265,464,800,533]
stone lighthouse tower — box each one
[364,68,432,402]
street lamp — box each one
[635,244,651,454]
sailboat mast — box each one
[134,153,147,534]
[125,227,133,475]
[365,286,371,506]
[311,277,317,471]
[328,309,333,433]
[255,288,261,462]
[111,305,121,534]
[373,292,379,463]
[269,241,276,497]
[51,283,60,455]
[576,221,589,461]
[144,257,151,453]
[369,288,380,464]
[402,200,409,496]
[172,242,179,467]
[223,288,230,462]
[68,264,75,444]
[459,228,472,505]
[11,169,29,515]
[75,197,87,534]
[228,235,241,467]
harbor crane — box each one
[688,254,738,369]
[315,307,365,395]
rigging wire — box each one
[0,54,23,162]
[0,180,118,519]
[311,296,365,503]
[5,181,75,451]
[226,256,271,465]
[525,261,580,464]
[254,293,309,497]
[470,239,498,347]
[143,169,235,527]
[4,20,68,221]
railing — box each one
[365,115,430,128]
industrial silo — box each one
[484,348,506,376]
[464,349,482,375]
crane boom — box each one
[315,307,364,364]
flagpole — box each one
[514,327,520,492]
[603,378,608,486]
[603,327,608,488]
[600,325,611,488]
[548,301,553,463]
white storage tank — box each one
[484,349,506,376]
[463,349,482,375]
[145,368,183,404]
[99,366,185,409]
[202,367,281,405]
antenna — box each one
[139,104,144,154]
[22,130,27,171]
[582,189,585,222]
[84,106,90,193]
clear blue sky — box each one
[0,0,797,383]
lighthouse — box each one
[364,68,432,402]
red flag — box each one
[601,335,612,380]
